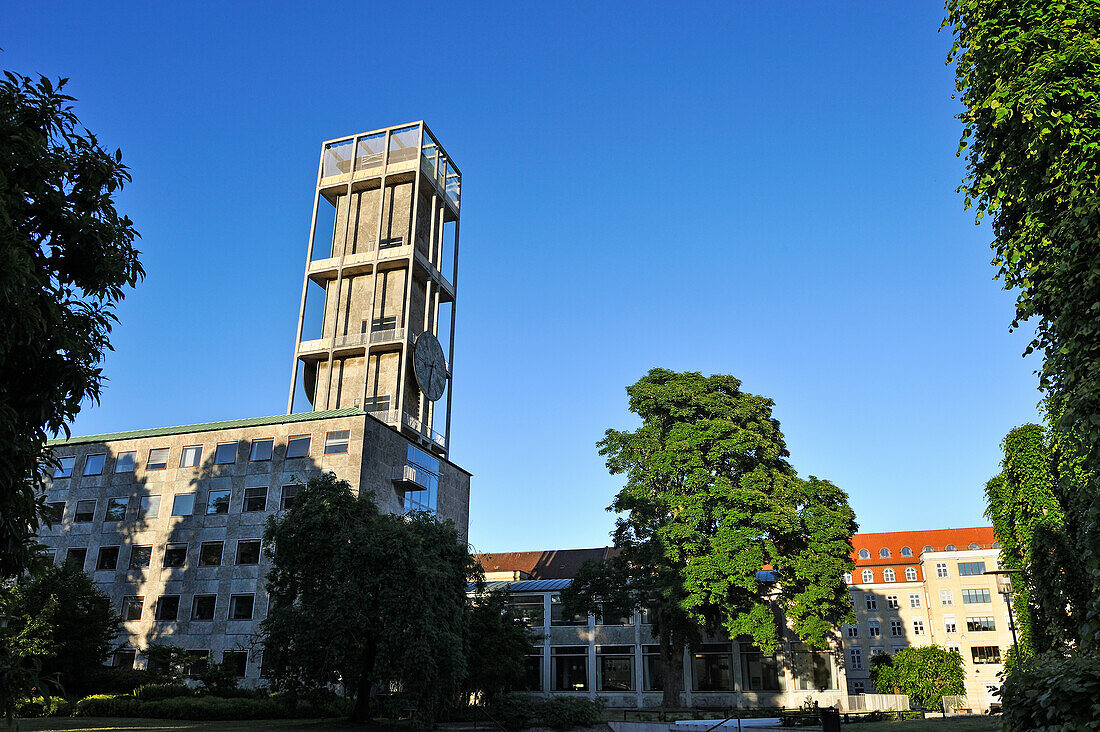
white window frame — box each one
[883,569,896,582]
[862,569,874,583]
[905,566,918,581]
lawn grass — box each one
[15,719,389,732]
[848,716,999,732]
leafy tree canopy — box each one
[0,71,142,579]
[464,589,537,703]
[261,473,476,727]
[870,646,965,710]
[0,561,122,708]
[564,369,856,707]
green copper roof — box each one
[47,408,366,446]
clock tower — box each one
[287,122,460,458]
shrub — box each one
[83,667,168,695]
[1001,650,1100,730]
[133,683,192,701]
[72,692,351,720]
[491,695,604,730]
[15,696,71,718]
[75,694,141,717]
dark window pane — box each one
[96,546,119,570]
[104,498,127,522]
[128,546,152,569]
[74,500,96,522]
[163,544,187,568]
[229,594,254,620]
[243,487,267,513]
[192,595,216,620]
[199,542,223,567]
[207,490,231,515]
[223,651,248,677]
[286,435,311,459]
[236,540,261,565]
[214,442,238,464]
[280,485,300,510]
[122,596,143,621]
[156,595,180,621]
[65,547,87,568]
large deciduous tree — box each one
[0,561,122,708]
[985,418,1091,661]
[869,646,965,710]
[563,369,856,707]
[945,0,1100,648]
[0,71,142,579]
[261,473,475,727]
[464,589,537,703]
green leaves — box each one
[870,646,965,709]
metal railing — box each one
[297,337,332,354]
[370,327,406,345]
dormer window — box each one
[858,549,870,559]
[879,548,891,558]
[900,546,912,557]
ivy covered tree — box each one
[563,369,857,707]
[869,646,965,710]
[985,419,1092,662]
[0,71,142,580]
[261,473,476,727]
[945,0,1100,648]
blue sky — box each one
[5,2,1041,552]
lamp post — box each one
[983,569,1021,655]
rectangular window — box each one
[236,540,261,565]
[912,619,926,635]
[104,497,128,522]
[121,596,143,621]
[692,643,734,691]
[52,456,76,478]
[643,645,664,691]
[286,435,311,459]
[228,594,255,620]
[966,616,996,632]
[510,595,545,627]
[96,546,119,570]
[890,619,903,637]
[206,489,230,515]
[128,545,152,569]
[140,495,160,519]
[163,543,187,568]
[280,485,300,510]
[597,646,634,691]
[971,646,1001,664]
[45,501,65,522]
[114,650,137,669]
[74,499,96,522]
[936,562,949,578]
[962,588,992,604]
[849,648,863,671]
[147,447,170,470]
[324,430,350,455]
[155,595,180,621]
[793,647,836,690]
[551,646,588,691]
[522,651,543,691]
[865,594,877,610]
[171,493,195,516]
[852,680,866,694]
[191,595,216,621]
[740,647,783,691]
[222,650,248,678]
[65,547,87,568]
[958,561,987,576]
[940,589,954,606]
[886,594,899,609]
[846,625,859,638]
[550,594,587,626]
[596,604,631,626]
[909,593,922,608]
[243,487,267,513]
[944,615,957,633]
[115,451,136,473]
[214,442,237,464]
[83,453,106,476]
[871,647,885,657]
[868,621,881,638]
[248,438,273,462]
[179,445,203,468]
[199,541,223,567]
[186,650,210,677]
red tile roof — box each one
[476,527,998,581]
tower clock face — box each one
[412,332,448,401]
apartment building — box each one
[843,528,1010,711]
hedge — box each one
[74,693,350,720]
[490,695,604,730]
[15,697,72,718]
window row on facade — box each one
[845,560,989,585]
[46,485,302,525]
[113,648,256,679]
[854,543,992,561]
[53,538,262,571]
[519,644,834,694]
[119,592,259,623]
[51,431,351,479]
[847,644,1001,671]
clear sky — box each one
[5,1,1041,553]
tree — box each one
[464,589,537,703]
[985,419,1092,661]
[945,0,1100,646]
[261,473,475,727]
[563,369,857,707]
[0,71,143,580]
[0,561,122,702]
[869,646,965,710]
